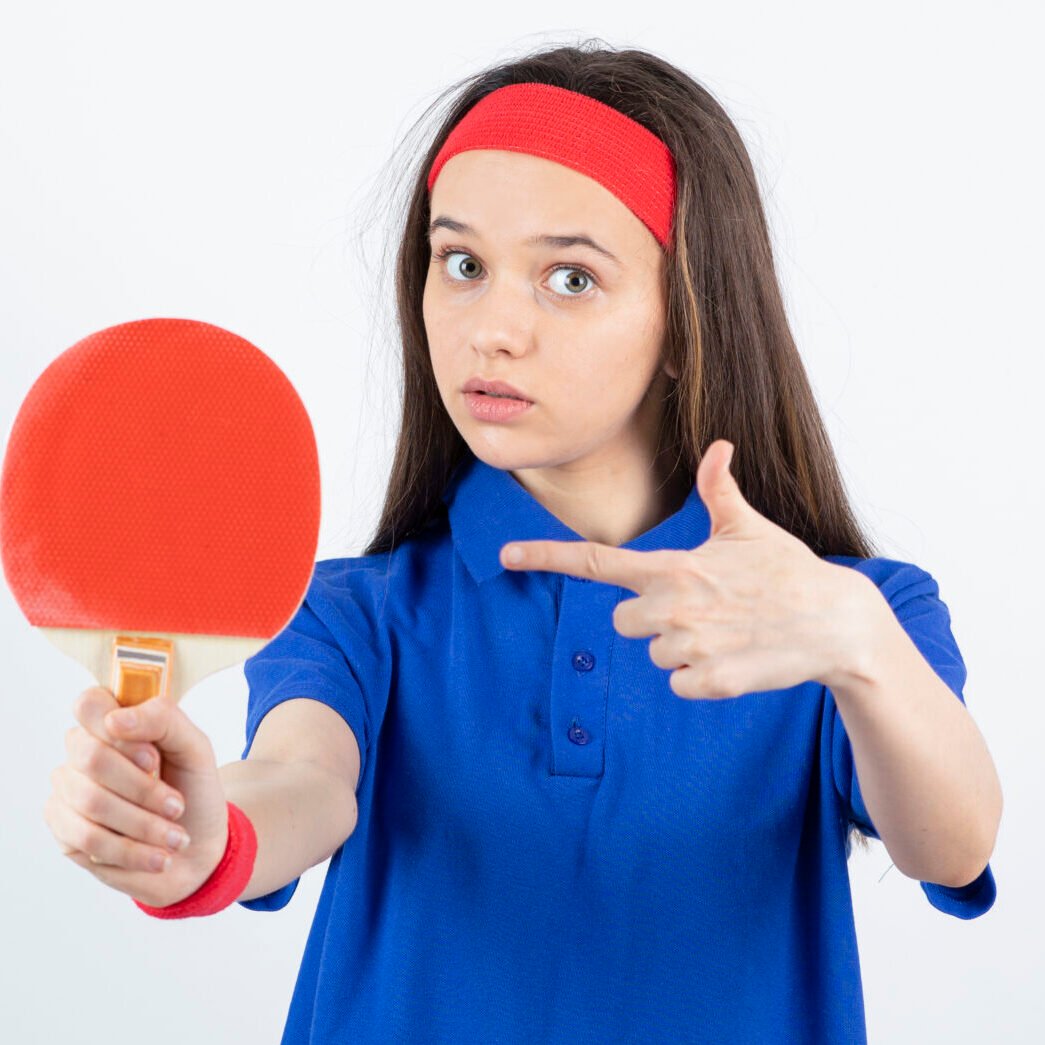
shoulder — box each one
[303,554,391,641]
[823,553,945,615]
[307,525,453,629]
[309,553,391,602]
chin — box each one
[469,437,593,477]
[467,444,528,470]
[461,435,540,473]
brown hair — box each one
[356,38,880,851]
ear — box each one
[663,361,678,381]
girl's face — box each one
[423,149,677,476]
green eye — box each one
[433,246,598,299]
[437,249,482,281]
[547,267,593,296]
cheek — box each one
[422,287,450,370]
[422,268,450,326]
[421,278,437,335]
[574,316,657,394]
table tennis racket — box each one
[1,317,320,776]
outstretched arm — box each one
[822,568,1002,888]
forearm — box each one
[217,759,358,903]
[821,569,1002,888]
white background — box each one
[2,2,1041,1042]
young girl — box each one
[46,42,1001,1044]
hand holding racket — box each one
[47,684,230,907]
[2,318,321,902]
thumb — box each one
[698,439,755,539]
[104,695,210,770]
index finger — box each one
[500,540,673,594]
[71,686,156,771]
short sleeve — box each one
[236,557,380,912]
[825,556,997,919]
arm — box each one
[218,759,358,903]
[219,697,362,903]
[821,568,1003,888]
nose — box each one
[466,273,536,360]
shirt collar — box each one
[440,453,711,586]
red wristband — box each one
[134,800,257,919]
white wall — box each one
[2,2,1040,1041]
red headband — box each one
[426,82,676,251]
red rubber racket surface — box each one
[1,318,320,640]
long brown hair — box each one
[356,38,880,851]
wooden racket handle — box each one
[112,635,174,778]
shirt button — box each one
[572,650,595,672]
[568,721,590,745]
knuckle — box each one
[131,745,155,773]
[647,636,669,668]
[75,821,100,855]
[583,547,602,578]
[672,570,700,604]
[142,777,172,812]
[678,552,705,580]
[72,690,93,720]
[683,632,707,660]
[665,603,688,631]
[644,599,668,630]
[149,815,176,848]
[80,737,107,776]
[701,663,733,698]
[78,783,108,820]
[76,686,111,718]
[128,839,154,872]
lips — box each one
[462,377,532,401]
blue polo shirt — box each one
[238,452,996,1044]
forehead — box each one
[429,149,653,253]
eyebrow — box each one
[427,216,622,267]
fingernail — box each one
[114,709,137,728]
[133,750,153,772]
[504,545,523,564]
[166,828,189,851]
[164,797,184,819]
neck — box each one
[512,443,690,548]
